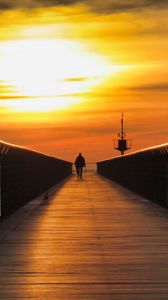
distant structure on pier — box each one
[114,113,132,155]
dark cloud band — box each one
[128,82,168,92]
[0,0,167,13]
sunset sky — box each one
[0,0,168,162]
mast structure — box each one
[114,113,131,155]
[120,112,125,141]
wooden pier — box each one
[1,174,168,299]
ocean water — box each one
[72,163,97,174]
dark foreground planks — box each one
[1,174,168,299]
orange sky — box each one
[0,1,168,162]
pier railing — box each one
[0,141,72,217]
[97,144,168,207]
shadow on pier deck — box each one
[1,173,168,299]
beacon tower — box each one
[114,113,131,155]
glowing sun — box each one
[1,39,108,98]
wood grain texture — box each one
[1,174,168,299]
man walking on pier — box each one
[75,153,86,179]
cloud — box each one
[89,0,168,14]
[0,0,167,13]
[0,95,32,99]
[128,82,168,92]
[62,77,89,82]
[0,0,77,10]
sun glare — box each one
[1,39,109,97]
[1,96,82,113]
[0,39,128,112]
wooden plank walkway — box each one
[1,173,168,299]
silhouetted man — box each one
[75,153,86,179]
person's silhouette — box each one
[75,153,86,179]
